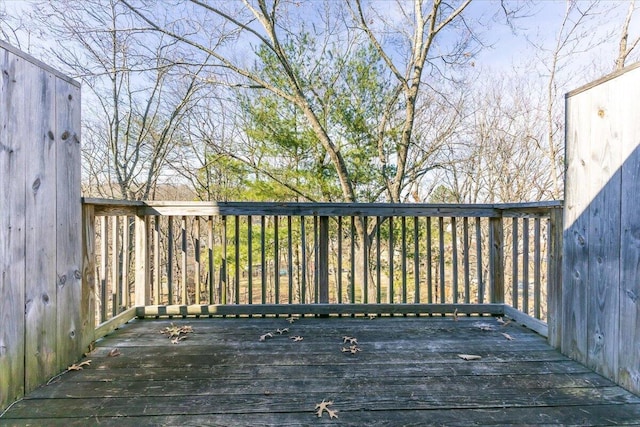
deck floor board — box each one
[2,316,640,426]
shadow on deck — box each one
[2,316,640,426]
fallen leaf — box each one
[107,348,121,357]
[342,336,358,345]
[315,399,338,419]
[259,332,274,342]
[68,360,92,371]
[473,322,494,332]
[458,354,482,361]
[291,335,304,342]
[501,332,514,341]
[276,328,289,335]
[341,345,361,355]
[496,317,512,327]
[453,308,459,322]
[286,315,299,324]
[368,314,377,320]
[160,323,194,341]
[171,335,187,344]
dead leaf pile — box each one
[160,323,194,344]
[340,336,361,355]
[315,398,338,419]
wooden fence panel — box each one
[564,63,640,395]
[0,41,82,412]
[0,44,28,412]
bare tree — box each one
[28,0,212,200]
[615,0,640,70]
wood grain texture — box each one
[0,47,27,412]
[584,75,620,381]
[24,65,58,393]
[3,317,640,425]
[562,86,590,365]
[618,70,640,394]
[55,78,82,373]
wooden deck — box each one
[2,316,640,426]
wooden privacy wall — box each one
[563,62,640,395]
[0,41,86,411]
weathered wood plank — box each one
[619,75,640,393]
[0,47,28,411]
[24,64,58,393]
[585,78,621,381]
[562,86,590,365]
[55,77,83,372]
[8,404,640,427]
[135,302,505,317]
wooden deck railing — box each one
[82,199,563,339]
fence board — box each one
[55,78,82,372]
[24,65,57,392]
[0,47,28,411]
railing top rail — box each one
[82,197,563,218]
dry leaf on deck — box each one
[368,314,377,320]
[496,317,512,327]
[473,322,495,332]
[259,332,274,342]
[457,354,482,361]
[315,399,338,419]
[107,348,121,357]
[291,335,304,342]
[342,336,358,345]
[341,345,361,355]
[68,360,92,371]
[171,335,187,344]
[453,308,459,322]
[276,328,289,335]
[501,332,514,341]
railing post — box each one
[489,216,504,304]
[135,213,150,306]
[319,216,329,304]
[547,206,563,348]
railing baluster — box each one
[319,216,329,305]
[122,215,130,309]
[234,215,240,305]
[208,216,214,305]
[401,216,407,304]
[362,216,368,305]
[376,217,381,304]
[100,216,107,322]
[512,218,519,309]
[221,216,227,305]
[134,214,150,306]
[167,216,174,305]
[153,216,160,306]
[522,217,529,314]
[300,217,307,304]
[287,216,293,304]
[414,216,420,304]
[111,216,119,317]
[388,217,394,304]
[476,217,483,304]
[438,217,445,304]
[349,216,355,304]
[452,217,458,304]
[260,216,266,305]
[534,218,541,319]
[247,215,252,305]
[195,217,201,305]
[337,217,343,304]
[181,216,187,305]
[463,217,470,304]
[426,217,433,304]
